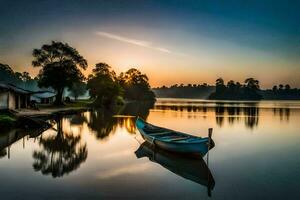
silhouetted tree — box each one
[32,41,87,105]
[216,78,226,93]
[153,82,214,99]
[279,84,284,91]
[227,80,236,92]
[244,78,260,90]
[209,77,261,100]
[87,63,123,106]
[118,68,155,101]
[285,84,291,91]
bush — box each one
[0,114,17,129]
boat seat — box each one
[143,126,165,133]
[149,131,172,136]
[165,136,190,141]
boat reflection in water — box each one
[135,142,215,197]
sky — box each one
[0,0,299,88]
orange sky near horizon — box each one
[1,1,300,89]
[3,37,299,89]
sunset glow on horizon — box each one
[1,0,299,88]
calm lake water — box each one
[1,98,300,200]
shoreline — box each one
[0,99,153,130]
[156,97,300,101]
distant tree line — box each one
[209,78,262,100]
[0,63,40,91]
[262,84,300,100]
[154,78,300,100]
[153,83,215,99]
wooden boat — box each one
[135,117,214,155]
[135,142,215,194]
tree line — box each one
[209,78,262,100]
[153,78,300,100]
[1,41,155,106]
[0,63,40,91]
[153,83,214,99]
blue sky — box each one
[0,0,299,87]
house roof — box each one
[0,83,31,94]
[0,82,55,96]
[32,91,56,98]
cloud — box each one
[95,31,186,56]
[96,162,151,179]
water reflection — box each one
[88,101,154,140]
[88,109,117,140]
[135,142,215,197]
[0,99,299,199]
[32,116,88,178]
[0,149,7,158]
[215,103,259,129]
[119,101,154,119]
[155,102,291,129]
[0,128,43,159]
[273,108,290,122]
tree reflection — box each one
[87,101,154,139]
[243,106,259,129]
[273,108,290,121]
[116,101,154,134]
[88,109,117,140]
[215,103,225,127]
[215,103,259,129]
[0,149,7,158]
[32,116,88,178]
[154,102,270,129]
[70,113,87,125]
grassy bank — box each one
[0,112,17,129]
[38,99,94,109]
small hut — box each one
[0,83,31,110]
[31,91,56,104]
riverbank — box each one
[17,99,93,117]
[0,99,93,130]
[0,112,17,129]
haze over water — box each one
[0,99,299,199]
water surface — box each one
[0,98,299,199]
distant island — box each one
[153,83,215,99]
[153,78,300,100]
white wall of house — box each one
[0,91,30,110]
[0,92,8,109]
[8,91,16,109]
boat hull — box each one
[136,118,214,155]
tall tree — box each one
[32,41,87,105]
[215,78,226,93]
[244,78,260,90]
[118,68,155,101]
[285,84,291,91]
[272,85,278,92]
[227,80,236,91]
[87,63,123,106]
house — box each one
[31,91,56,104]
[0,83,31,110]
[0,83,55,110]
